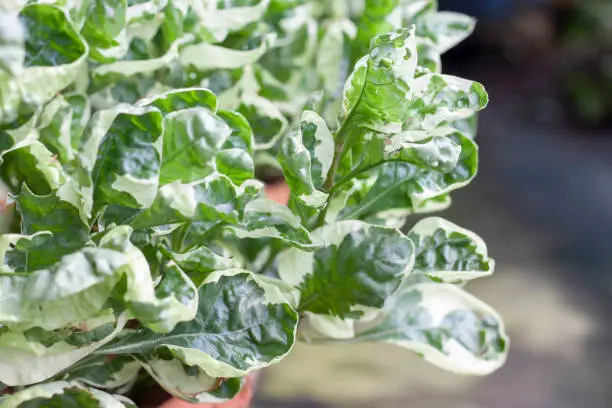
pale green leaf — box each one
[180,34,275,70]
[408,217,494,283]
[0,313,127,386]
[0,11,25,76]
[139,356,244,404]
[99,226,198,332]
[136,87,217,114]
[354,282,509,375]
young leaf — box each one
[354,282,509,375]
[278,220,414,318]
[278,110,334,208]
[408,217,494,283]
[98,270,298,378]
[352,0,401,63]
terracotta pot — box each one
[160,181,288,408]
[264,180,290,205]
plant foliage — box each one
[0,0,508,405]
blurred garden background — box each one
[254,0,612,407]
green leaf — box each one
[136,87,217,114]
[81,0,128,57]
[233,198,319,250]
[129,176,263,230]
[99,270,298,378]
[0,232,52,273]
[352,0,400,64]
[92,36,187,82]
[0,313,127,386]
[37,94,91,164]
[180,34,275,70]
[216,148,255,186]
[164,246,240,286]
[65,355,140,391]
[414,11,475,55]
[334,129,477,223]
[99,226,198,333]
[191,0,270,42]
[0,381,136,407]
[278,110,333,208]
[237,94,288,150]
[217,110,254,152]
[341,28,418,135]
[81,104,164,209]
[316,19,356,95]
[0,141,67,196]
[0,247,130,330]
[339,28,487,150]
[15,186,89,270]
[278,221,414,318]
[353,282,509,375]
[160,107,231,185]
[18,4,88,114]
[407,217,494,283]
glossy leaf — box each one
[15,186,89,270]
[164,246,241,286]
[98,270,298,377]
[81,104,164,209]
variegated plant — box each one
[0,0,508,406]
